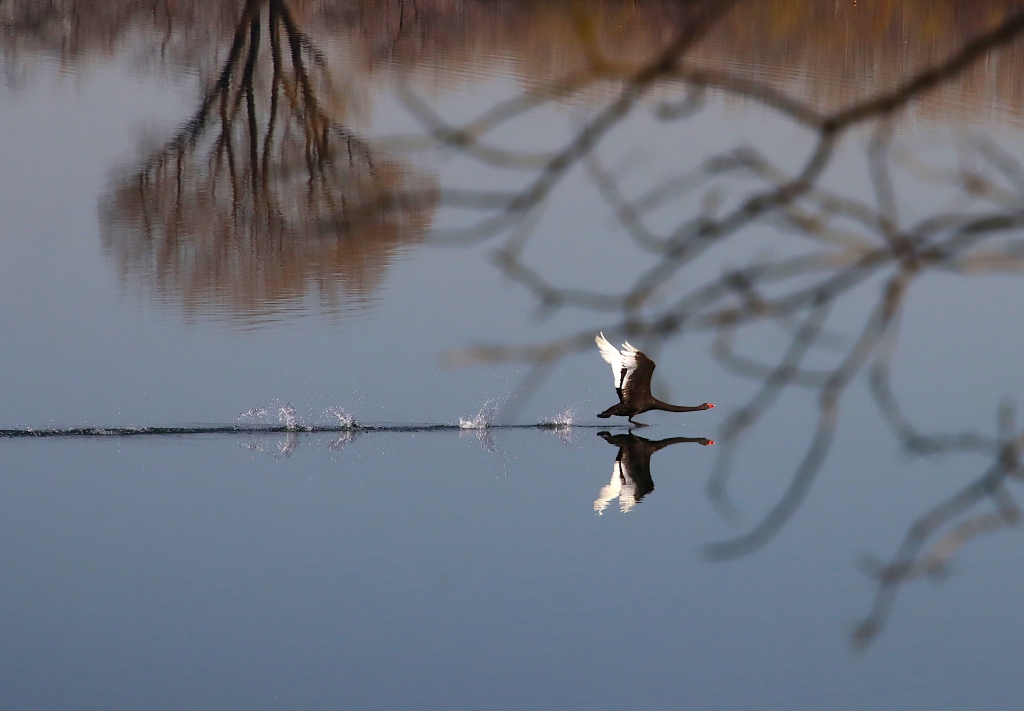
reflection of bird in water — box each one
[595,431,713,514]
[595,333,713,426]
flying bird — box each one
[595,332,713,426]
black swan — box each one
[595,333,713,426]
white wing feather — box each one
[596,333,641,392]
[595,333,623,389]
[619,341,639,392]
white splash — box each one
[279,403,298,429]
[325,406,356,429]
[460,399,498,430]
[238,400,302,428]
[237,402,360,455]
[541,407,575,427]
[541,407,576,445]
[238,406,272,422]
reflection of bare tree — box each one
[6,0,1024,649]
[852,414,1022,648]
[99,0,437,318]
[423,5,1024,646]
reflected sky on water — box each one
[3,2,1024,709]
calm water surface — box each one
[3,2,1024,709]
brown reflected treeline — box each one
[5,0,1024,648]
[5,1,1024,115]
[702,1,1024,115]
[6,0,1024,316]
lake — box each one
[3,2,1024,709]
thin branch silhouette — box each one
[13,0,1024,650]
[404,5,1024,648]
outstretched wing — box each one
[621,346,653,401]
[596,332,622,390]
[596,333,638,398]
[618,340,644,398]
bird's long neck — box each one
[652,398,705,413]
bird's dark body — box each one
[597,350,711,425]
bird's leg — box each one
[627,416,648,428]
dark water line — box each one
[0,423,613,439]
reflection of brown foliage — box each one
[7,1,1024,118]
[349,0,1024,117]
[9,0,1024,646]
[99,0,437,318]
[0,0,246,76]
[699,0,1024,115]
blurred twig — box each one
[404,4,1024,648]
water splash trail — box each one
[0,401,621,439]
[0,422,611,439]
[240,404,359,458]
[539,407,576,429]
